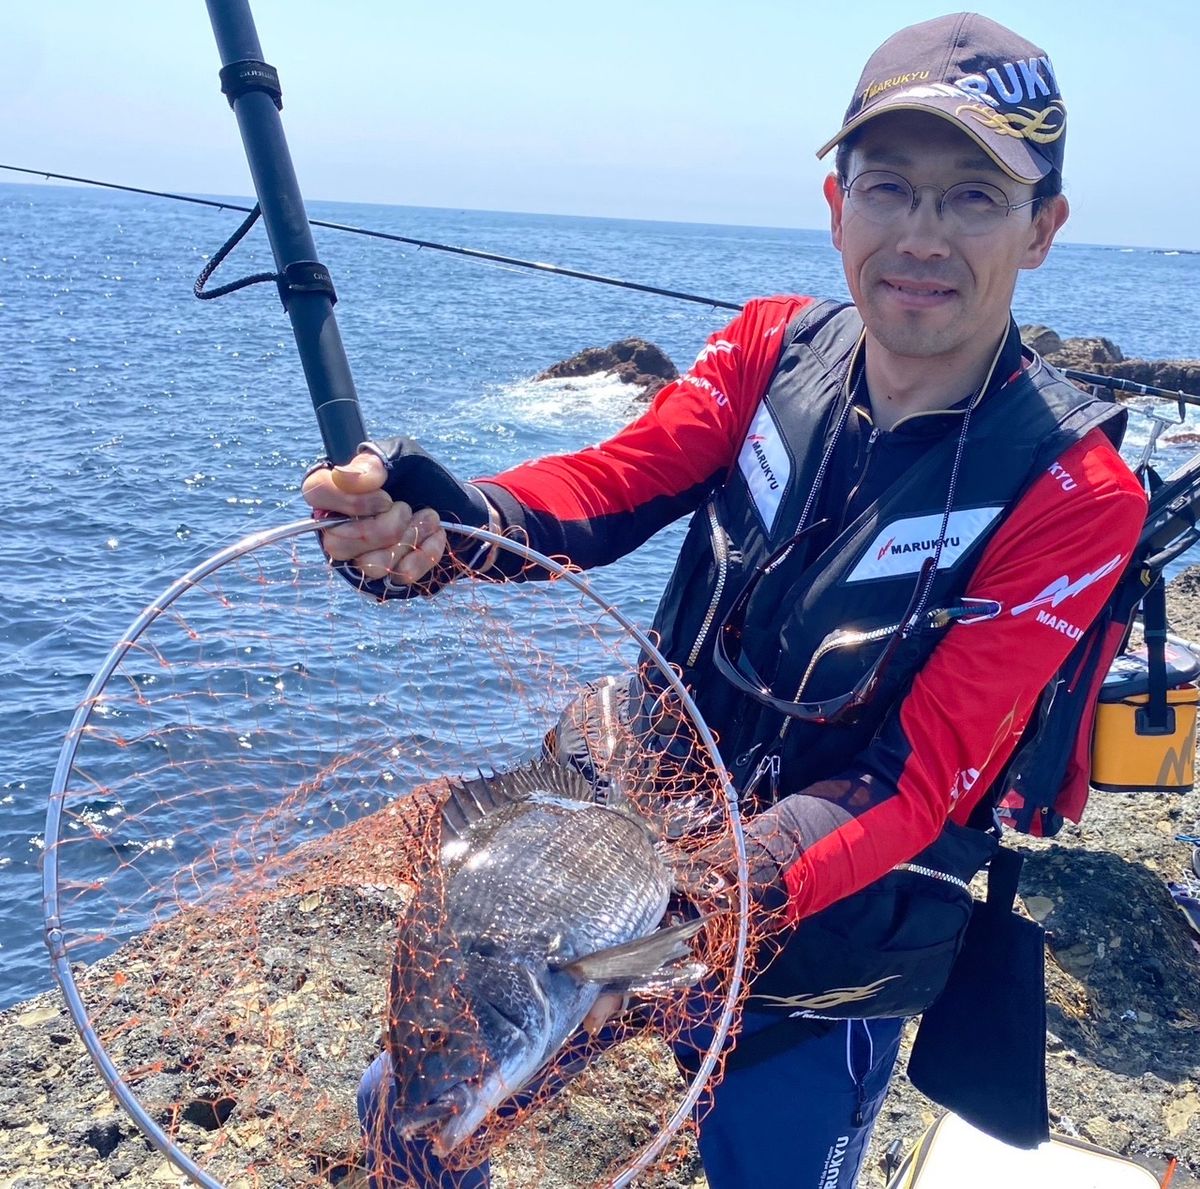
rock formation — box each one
[1020,325,1200,394]
[536,339,679,400]
[538,331,1200,404]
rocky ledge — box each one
[538,330,1200,404]
[3,576,1200,1188]
[1019,325,1200,394]
[536,339,679,400]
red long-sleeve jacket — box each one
[479,296,1147,920]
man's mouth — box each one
[884,280,957,296]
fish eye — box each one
[425,1026,450,1048]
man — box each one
[306,14,1147,1188]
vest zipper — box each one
[776,420,875,741]
[687,501,730,667]
[842,425,881,514]
[796,422,883,707]
[890,862,970,891]
[791,617,902,707]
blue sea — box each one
[3,179,1200,1012]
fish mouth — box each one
[394,1081,477,1143]
[392,1067,509,1154]
[428,1069,513,1156]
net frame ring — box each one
[42,516,750,1189]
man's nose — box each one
[894,187,952,257]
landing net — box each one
[43,520,756,1188]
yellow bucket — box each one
[1091,644,1199,793]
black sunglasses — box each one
[712,527,998,725]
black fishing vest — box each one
[645,301,1126,797]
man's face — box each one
[824,111,1068,362]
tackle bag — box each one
[906,847,1049,1149]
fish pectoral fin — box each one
[624,960,708,995]
[555,916,709,984]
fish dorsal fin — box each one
[554,916,709,986]
[441,758,598,842]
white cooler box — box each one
[887,1112,1164,1189]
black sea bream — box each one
[386,759,705,1154]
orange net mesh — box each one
[46,523,765,1188]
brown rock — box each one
[1020,324,1063,356]
[1018,323,1200,394]
[1043,335,1125,369]
[536,338,679,400]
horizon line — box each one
[2,175,1197,257]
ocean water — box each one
[3,180,1200,1011]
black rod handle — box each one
[204,0,367,464]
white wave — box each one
[476,372,648,436]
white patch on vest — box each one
[737,403,791,532]
[845,507,1004,583]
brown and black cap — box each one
[817,12,1065,184]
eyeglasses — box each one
[843,170,1038,236]
[711,527,1000,726]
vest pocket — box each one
[748,821,998,1020]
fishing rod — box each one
[0,163,741,313]
[1066,368,1200,410]
[205,6,367,464]
[7,162,1200,408]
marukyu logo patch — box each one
[846,507,1003,583]
[738,403,790,532]
[1010,554,1125,617]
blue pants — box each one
[357,1011,903,1189]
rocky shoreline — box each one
[1020,325,1200,395]
[535,330,1200,406]
[4,577,1199,1188]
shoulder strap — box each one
[783,297,853,344]
[984,845,1024,917]
[1138,573,1173,734]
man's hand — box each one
[302,452,448,586]
[674,789,856,929]
[581,990,628,1036]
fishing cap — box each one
[816,12,1065,184]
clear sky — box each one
[6,1,1199,249]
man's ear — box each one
[824,172,845,251]
[1021,194,1069,270]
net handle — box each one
[203,0,367,464]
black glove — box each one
[684,792,854,922]
[323,436,502,601]
[362,436,492,531]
